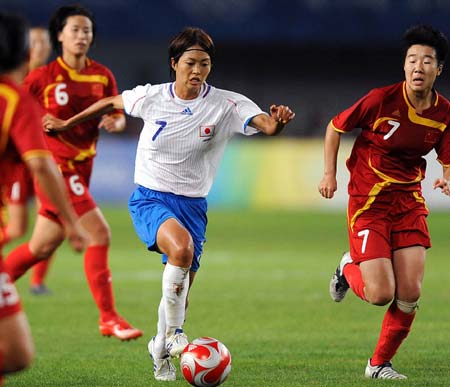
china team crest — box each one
[199,125,215,138]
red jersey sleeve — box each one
[0,80,51,186]
[435,126,450,166]
[23,66,47,103]
[10,89,50,160]
[331,88,384,133]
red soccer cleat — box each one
[99,316,143,341]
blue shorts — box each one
[128,186,208,272]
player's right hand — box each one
[318,175,337,199]
[42,113,70,132]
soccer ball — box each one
[180,337,232,387]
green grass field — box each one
[5,208,450,387]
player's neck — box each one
[406,88,434,113]
[62,53,87,71]
[173,81,202,100]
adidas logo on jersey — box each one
[181,107,193,115]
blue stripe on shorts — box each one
[128,186,208,272]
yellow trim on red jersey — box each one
[402,82,446,132]
[0,84,19,153]
[369,156,422,184]
[57,57,109,86]
[413,191,425,203]
[372,116,399,130]
[56,133,96,161]
[348,180,391,230]
[330,120,346,133]
[22,149,52,161]
[43,82,60,108]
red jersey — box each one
[0,76,51,186]
[332,81,450,196]
[24,56,120,162]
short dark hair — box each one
[49,4,96,54]
[402,25,449,66]
[0,12,29,73]
[168,27,215,80]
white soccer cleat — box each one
[148,337,176,381]
[365,359,407,379]
[166,329,189,358]
[329,252,352,302]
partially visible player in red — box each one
[0,26,54,296]
[0,11,86,385]
[3,5,142,341]
[319,25,450,379]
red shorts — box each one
[36,158,97,224]
[0,259,22,318]
[4,163,34,205]
[347,190,430,263]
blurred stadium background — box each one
[3,0,450,211]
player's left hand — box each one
[98,114,125,132]
[270,104,295,124]
[433,177,450,196]
[42,113,69,132]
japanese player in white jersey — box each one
[42,26,295,382]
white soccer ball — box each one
[180,337,232,387]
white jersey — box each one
[122,82,264,197]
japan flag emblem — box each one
[199,125,215,138]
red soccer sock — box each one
[343,262,367,301]
[4,243,40,280]
[84,245,117,322]
[371,302,416,366]
[30,257,52,286]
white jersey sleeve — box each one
[122,84,152,118]
[220,90,266,136]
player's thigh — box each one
[360,258,396,305]
[5,203,28,238]
[0,311,34,372]
[28,215,65,258]
[78,207,111,246]
[392,246,425,302]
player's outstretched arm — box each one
[250,104,295,136]
[26,156,87,251]
[43,95,125,133]
[318,121,341,199]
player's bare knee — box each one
[31,240,61,260]
[170,244,194,268]
[88,224,111,246]
[366,288,394,306]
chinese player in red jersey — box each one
[3,5,142,341]
[319,25,450,379]
[0,12,86,385]
[0,26,55,296]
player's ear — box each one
[170,57,177,72]
[437,63,443,76]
